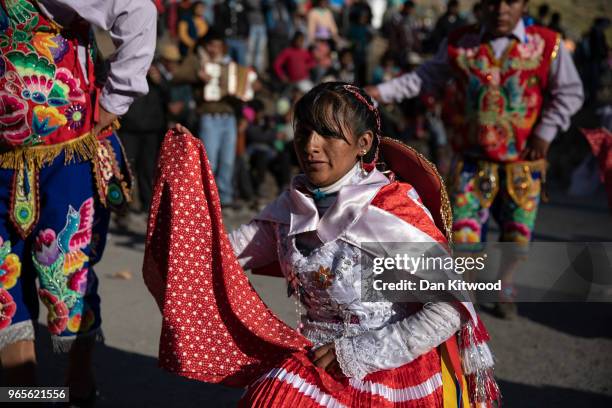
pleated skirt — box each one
[239,349,444,408]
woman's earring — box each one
[359,150,368,175]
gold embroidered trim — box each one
[379,137,454,245]
[505,159,546,209]
[471,161,500,209]
[551,33,561,61]
[0,132,99,170]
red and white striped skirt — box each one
[239,349,444,408]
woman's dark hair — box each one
[293,81,380,164]
[290,32,305,47]
[191,1,205,12]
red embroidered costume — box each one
[144,131,500,407]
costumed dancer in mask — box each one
[0,0,156,404]
[144,82,500,407]
[366,0,584,318]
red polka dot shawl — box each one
[143,129,311,387]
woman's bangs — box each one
[294,91,351,141]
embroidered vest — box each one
[443,24,560,163]
[0,0,97,152]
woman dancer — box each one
[145,82,499,407]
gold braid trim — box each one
[379,137,454,245]
[0,132,99,170]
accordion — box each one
[202,61,258,102]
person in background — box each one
[156,44,197,130]
[468,1,483,25]
[214,0,250,65]
[383,0,420,66]
[336,48,357,83]
[371,51,401,84]
[245,100,289,199]
[118,63,169,217]
[547,11,565,37]
[347,1,374,85]
[265,0,295,67]
[534,2,550,26]
[426,0,466,52]
[311,38,337,83]
[367,0,584,318]
[273,32,316,90]
[178,1,209,56]
[172,30,240,206]
[246,0,268,73]
[307,0,339,44]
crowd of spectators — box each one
[117,0,611,217]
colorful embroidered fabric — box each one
[449,158,545,249]
[0,0,96,149]
[443,24,560,163]
[0,133,128,352]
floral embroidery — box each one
[35,229,60,265]
[0,91,31,144]
[54,68,85,103]
[0,237,21,290]
[0,0,45,52]
[514,34,545,69]
[38,288,69,335]
[50,35,69,63]
[0,287,17,330]
[32,31,56,61]
[6,0,37,25]
[68,268,88,295]
[5,52,84,107]
[65,103,85,130]
[6,51,59,104]
[447,29,556,162]
[0,0,96,147]
[67,301,95,334]
[32,105,66,137]
[33,198,95,335]
[452,219,481,244]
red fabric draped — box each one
[143,130,311,387]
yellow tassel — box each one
[0,133,99,170]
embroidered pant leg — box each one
[449,161,492,252]
[0,168,36,350]
[31,154,106,352]
[492,167,542,246]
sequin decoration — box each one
[313,265,335,289]
[10,164,39,238]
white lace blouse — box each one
[229,185,462,380]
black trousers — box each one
[119,130,164,211]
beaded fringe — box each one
[0,320,35,350]
[0,133,99,170]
